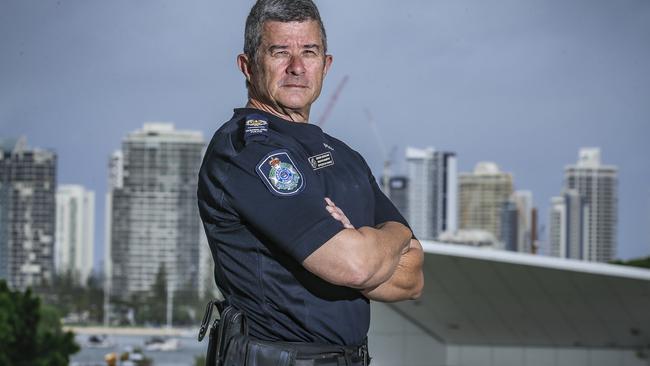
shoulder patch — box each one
[256,150,305,196]
[244,114,269,143]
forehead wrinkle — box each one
[261,21,324,48]
[267,44,320,52]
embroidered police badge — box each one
[256,150,304,196]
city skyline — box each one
[1,0,649,264]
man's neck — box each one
[246,98,310,123]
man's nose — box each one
[286,55,306,75]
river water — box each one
[70,333,207,366]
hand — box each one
[324,197,355,229]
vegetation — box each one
[110,264,214,326]
[30,266,215,327]
[610,256,650,270]
[195,355,207,366]
[36,270,105,324]
[0,279,80,365]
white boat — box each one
[144,336,181,351]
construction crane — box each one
[316,75,349,127]
[364,108,397,196]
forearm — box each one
[353,221,412,288]
[362,239,424,302]
[302,220,411,289]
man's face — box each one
[245,20,332,117]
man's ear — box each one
[323,54,333,77]
[237,53,253,83]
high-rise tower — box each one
[549,189,590,259]
[458,162,513,243]
[55,184,95,285]
[387,176,409,219]
[559,148,617,262]
[405,147,457,240]
[0,138,56,290]
[109,123,205,297]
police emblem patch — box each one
[256,150,304,196]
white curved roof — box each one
[389,241,650,348]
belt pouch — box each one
[206,305,247,366]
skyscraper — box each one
[108,123,204,298]
[548,189,589,260]
[548,196,566,258]
[104,150,123,325]
[387,176,409,219]
[500,200,518,252]
[557,148,617,262]
[55,184,95,285]
[0,138,56,290]
[405,147,457,240]
[513,190,535,253]
[458,162,513,244]
[500,191,536,253]
[433,151,458,237]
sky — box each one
[1,0,649,269]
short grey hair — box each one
[244,0,328,62]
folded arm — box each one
[313,198,424,301]
[302,199,412,289]
[361,238,424,302]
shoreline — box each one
[64,325,197,337]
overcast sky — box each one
[1,0,649,268]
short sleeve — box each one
[204,142,344,263]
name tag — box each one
[308,152,334,170]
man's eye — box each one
[273,50,289,57]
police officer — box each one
[197,0,424,365]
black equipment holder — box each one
[198,299,248,366]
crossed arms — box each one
[302,198,424,302]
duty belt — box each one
[199,299,371,366]
[273,339,370,366]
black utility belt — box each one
[198,300,370,366]
[226,336,369,366]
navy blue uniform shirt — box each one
[197,108,409,346]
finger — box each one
[334,207,349,222]
[339,215,352,228]
[324,197,334,207]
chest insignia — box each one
[308,152,335,170]
[244,114,269,143]
[256,150,304,196]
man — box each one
[197,0,424,364]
